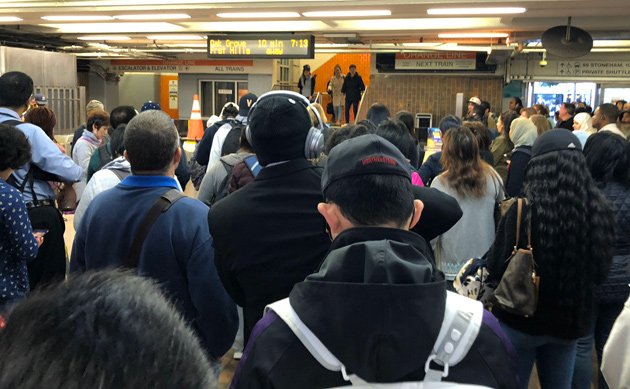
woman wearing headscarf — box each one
[572,112,596,147]
[505,117,538,197]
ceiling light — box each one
[41,22,183,33]
[114,13,190,20]
[439,32,509,39]
[165,43,208,47]
[41,15,113,21]
[78,35,131,41]
[401,42,450,47]
[427,7,526,15]
[217,12,300,18]
[147,34,204,40]
[336,17,500,31]
[184,20,327,32]
[0,16,22,22]
[593,40,630,47]
[315,43,350,48]
[139,48,206,53]
[302,10,391,18]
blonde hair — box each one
[529,114,550,136]
[309,103,327,125]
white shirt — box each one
[207,115,246,169]
[599,123,625,138]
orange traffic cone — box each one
[187,94,204,141]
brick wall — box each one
[365,74,504,126]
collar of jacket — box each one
[256,158,321,180]
[119,175,180,189]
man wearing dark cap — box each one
[208,93,257,167]
[341,64,366,124]
[232,134,517,388]
[208,91,330,344]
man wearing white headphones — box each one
[208,91,331,344]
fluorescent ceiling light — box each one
[88,42,110,49]
[428,7,526,15]
[78,35,131,41]
[184,20,327,32]
[302,10,391,18]
[592,48,630,52]
[435,45,492,53]
[41,15,113,21]
[401,42,452,47]
[147,34,204,40]
[593,40,630,47]
[439,32,508,38]
[315,43,350,48]
[336,17,500,31]
[165,43,208,47]
[0,16,22,22]
[74,52,126,57]
[41,22,183,33]
[322,33,356,38]
[140,48,206,52]
[217,12,300,18]
[114,13,190,20]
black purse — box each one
[493,198,540,317]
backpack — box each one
[266,291,490,389]
[220,122,245,157]
[208,159,233,206]
[228,155,262,194]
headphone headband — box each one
[247,90,324,131]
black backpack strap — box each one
[123,189,185,269]
[109,168,130,181]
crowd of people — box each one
[0,69,629,389]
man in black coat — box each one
[341,64,365,124]
[208,91,331,344]
[232,135,517,389]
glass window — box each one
[529,82,597,116]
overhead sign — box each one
[395,52,477,70]
[207,34,314,59]
[558,61,630,77]
[109,59,273,74]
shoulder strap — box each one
[2,119,24,127]
[123,189,185,269]
[244,155,262,177]
[268,291,483,385]
[424,291,484,382]
[109,168,130,181]
[514,199,523,250]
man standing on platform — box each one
[342,64,365,124]
[0,71,82,289]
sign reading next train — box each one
[207,34,314,59]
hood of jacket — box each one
[102,156,131,172]
[220,151,253,168]
[289,227,447,382]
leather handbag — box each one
[494,198,540,317]
[56,182,78,212]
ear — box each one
[123,150,129,161]
[92,122,100,133]
[172,145,182,166]
[408,199,424,230]
[317,202,343,238]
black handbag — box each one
[326,102,334,115]
[494,198,540,317]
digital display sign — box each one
[207,34,314,59]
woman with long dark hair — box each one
[573,132,630,389]
[487,129,615,389]
[431,126,503,281]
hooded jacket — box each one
[232,227,517,389]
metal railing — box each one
[34,86,86,135]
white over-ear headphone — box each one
[246,90,325,160]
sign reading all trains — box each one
[207,34,314,59]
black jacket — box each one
[598,181,630,303]
[418,152,442,186]
[410,185,462,242]
[196,119,231,166]
[208,159,331,343]
[342,73,366,102]
[233,228,518,388]
[298,75,316,98]
[556,117,574,131]
[505,146,531,197]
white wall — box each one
[118,73,160,111]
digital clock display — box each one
[207,34,314,59]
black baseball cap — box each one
[531,128,582,158]
[238,93,257,116]
[322,134,411,195]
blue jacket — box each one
[70,175,237,359]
